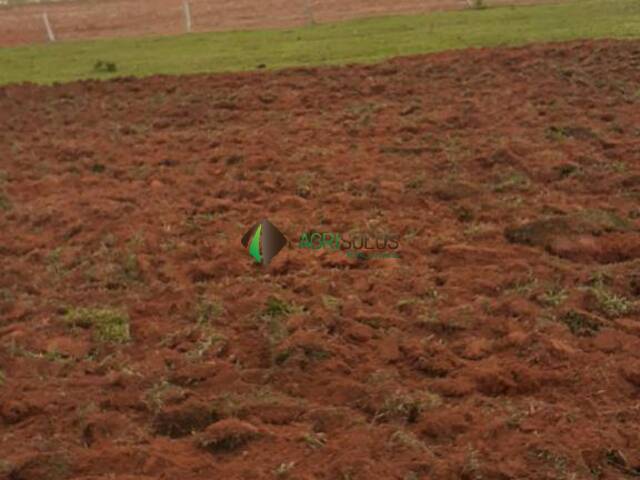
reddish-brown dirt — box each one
[0,0,562,47]
[2,39,640,479]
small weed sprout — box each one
[322,295,342,313]
[263,296,295,318]
[492,171,530,193]
[546,126,569,141]
[274,462,296,478]
[532,448,569,476]
[187,329,227,359]
[302,432,327,449]
[561,310,601,336]
[463,446,483,479]
[375,390,442,423]
[296,172,315,198]
[388,430,427,451]
[46,247,65,277]
[506,274,539,296]
[94,60,117,73]
[592,288,632,318]
[195,296,224,325]
[405,173,425,191]
[121,252,142,282]
[540,286,568,307]
[0,192,10,211]
[260,296,302,346]
[464,222,493,239]
[145,380,179,411]
[609,160,627,173]
[587,275,633,318]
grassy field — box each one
[0,0,639,85]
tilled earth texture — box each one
[2,39,640,480]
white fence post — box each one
[42,12,55,42]
[183,1,192,33]
[303,0,314,25]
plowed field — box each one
[1,39,640,479]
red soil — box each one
[1,39,640,479]
[0,0,561,47]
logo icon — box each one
[241,219,287,266]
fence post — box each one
[183,1,192,33]
[42,12,55,42]
[303,0,314,26]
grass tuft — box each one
[274,462,296,478]
[590,287,633,318]
[388,429,428,451]
[302,432,327,449]
[375,390,442,423]
[195,296,224,325]
[560,310,601,336]
[64,307,131,343]
[263,296,295,318]
[586,274,634,318]
[540,285,568,307]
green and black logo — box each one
[241,219,287,266]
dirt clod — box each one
[152,401,218,438]
[196,419,262,453]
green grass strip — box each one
[0,0,638,85]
